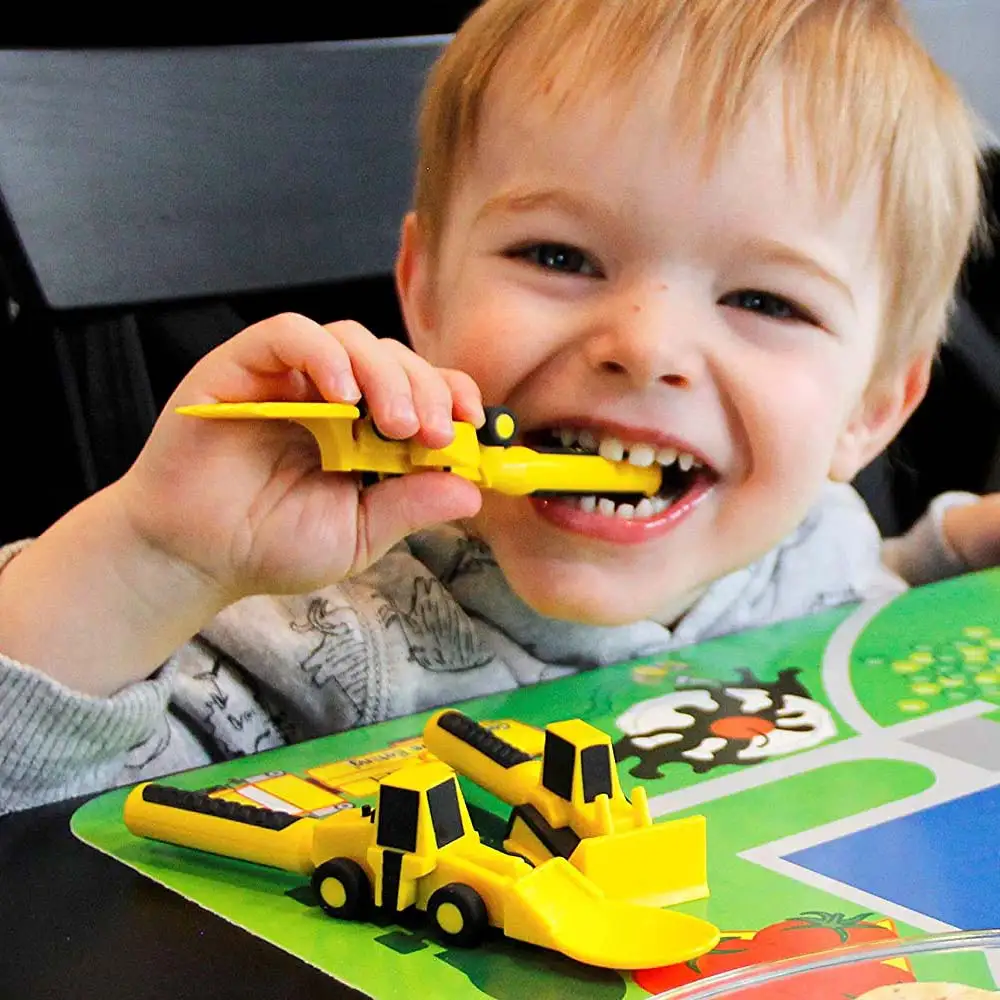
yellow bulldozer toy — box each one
[175,401,662,498]
[422,709,708,908]
[124,754,718,969]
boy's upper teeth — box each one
[554,428,701,470]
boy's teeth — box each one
[627,443,656,467]
[598,437,625,462]
[566,493,677,518]
[549,427,702,471]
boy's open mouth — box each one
[526,427,718,521]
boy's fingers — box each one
[186,315,486,450]
[322,321,419,438]
[178,313,362,407]
[439,369,486,426]
[378,339,457,448]
[353,473,483,570]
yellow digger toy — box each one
[176,401,662,498]
[124,760,718,970]
[423,709,708,908]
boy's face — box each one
[398,74,927,626]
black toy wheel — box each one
[312,858,372,920]
[477,406,517,446]
[427,883,489,947]
[355,397,394,441]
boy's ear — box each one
[395,211,437,353]
[829,352,933,482]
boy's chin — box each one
[499,557,699,628]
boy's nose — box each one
[582,292,704,390]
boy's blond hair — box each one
[414,0,985,378]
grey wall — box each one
[904,0,1000,143]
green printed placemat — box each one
[73,570,1000,998]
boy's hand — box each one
[942,493,1000,571]
[117,314,485,603]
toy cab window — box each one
[541,731,576,801]
[376,786,419,853]
[427,779,464,848]
[580,744,613,803]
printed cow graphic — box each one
[614,668,836,778]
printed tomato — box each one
[750,911,897,961]
[634,912,908,997]
[633,939,754,993]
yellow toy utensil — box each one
[423,708,709,909]
[124,759,720,970]
[176,401,662,498]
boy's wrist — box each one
[0,484,229,696]
[106,476,233,617]
[940,492,1000,573]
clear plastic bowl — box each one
[652,928,1000,998]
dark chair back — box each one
[0,40,445,541]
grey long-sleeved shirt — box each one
[0,483,974,814]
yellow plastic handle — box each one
[176,402,662,497]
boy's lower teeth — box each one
[569,494,678,519]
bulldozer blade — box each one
[503,857,719,970]
[569,814,708,908]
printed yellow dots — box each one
[865,617,1000,722]
[631,661,685,684]
[963,626,992,640]
[960,647,990,665]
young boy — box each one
[0,0,995,814]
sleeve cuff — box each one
[883,491,979,586]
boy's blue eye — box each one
[509,243,600,277]
[722,289,814,324]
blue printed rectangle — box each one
[787,783,1000,928]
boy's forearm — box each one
[882,491,979,586]
[940,494,1000,572]
[0,484,229,696]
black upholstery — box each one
[0,40,449,542]
[859,149,1000,536]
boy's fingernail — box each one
[391,396,418,426]
[336,373,361,400]
[432,406,455,438]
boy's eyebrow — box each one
[474,187,612,225]
[741,237,856,308]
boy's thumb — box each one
[353,472,484,569]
